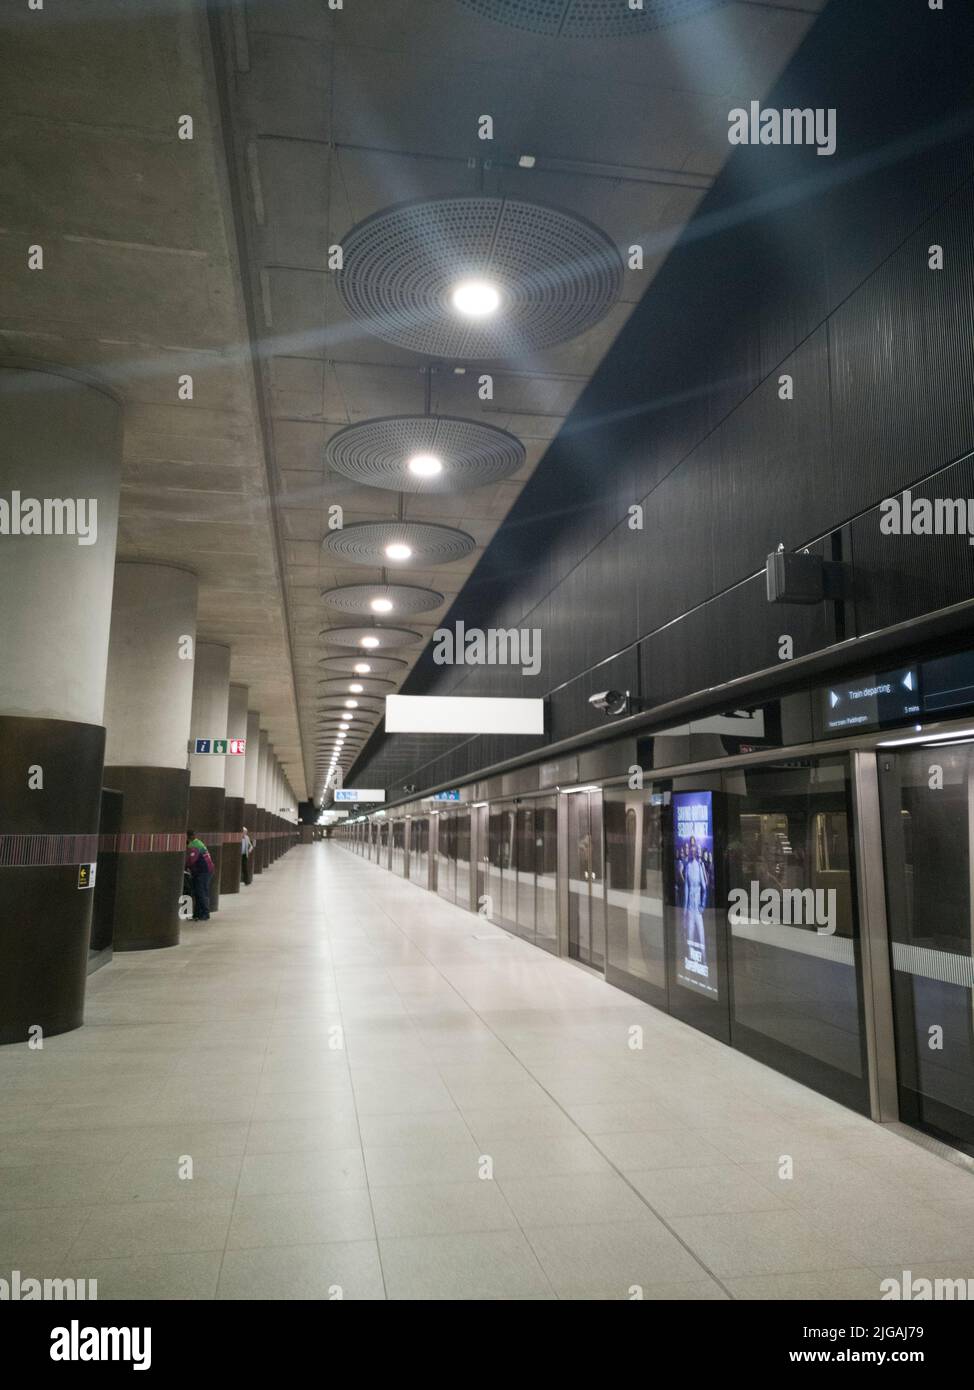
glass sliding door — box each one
[455,810,471,911]
[604,786,669,1008]
[473,805,489,915]
[487,803,517,930]
[724,757,867,1108]
[534,798,558,954]
[565,789,605,970]
[515,805,536,943]
[391,820,406,876]
[409,817,429,886]
[880,742,974,1151]
[436,812,455,903]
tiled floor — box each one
[3,843,974,1300]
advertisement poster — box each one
[672,791,719,999]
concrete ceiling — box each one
[0,0,305,789]
[0,0,824,802]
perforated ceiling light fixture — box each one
[335,197,622,358]
[325,417,524,495]
[455,0,731,38]
[318,655,408,677]
[320,583,444,618]
[324,522,475,569]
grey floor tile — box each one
[379,1230,556,1300]
[522,1219,712,1297]
[217,1241,385,1300]
[237,1147,367,1196]
[69,1200,234,1260]
[79,1251,224,1301]
[227,1189,375,1247]
[370,1180,519,1239]
[498,1171,653,1228]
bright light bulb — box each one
[360,636,380,648]
[370,597,394,613]
[407,453,443,478]
[451,279,501,318]
[384,543,411,562]
[353,662,371,673]
[345,700,358,708]
[349,683,364,693]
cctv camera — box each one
[588,690,630,717]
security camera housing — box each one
[588,690,630,717]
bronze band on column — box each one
[221,796,244,896]
[102,766,190,949]
[0,716,104,1045]
[187,786,225,910]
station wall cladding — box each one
[350,0,974,799]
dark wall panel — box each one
[350,0,974,802]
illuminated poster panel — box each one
[672,790,719,1000]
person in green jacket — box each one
[185,831,214,920]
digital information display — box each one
[334,789,386,804]
[672,791,719,1000]
[820,666,920,734]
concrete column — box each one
[187,642,230,912]
[255,730,269,874]
[242,709,260,885]
[0,365,122,1044]
[220,683,248,897]
[103,561,198,950]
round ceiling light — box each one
[385,542,412,562]
[335,196,622,358]
[324,522,475,568]
[455,0,731,39]
[320,626,422,651]
[321,583,444,618]
[318,655,408,677]
[324,417,524,495]
[318,676,396,695]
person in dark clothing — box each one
[241,826,254,886]
[185,830,214,921]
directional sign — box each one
[433,790,461,802]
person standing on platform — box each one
[185,831,215,921]
[241,826,254,886]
